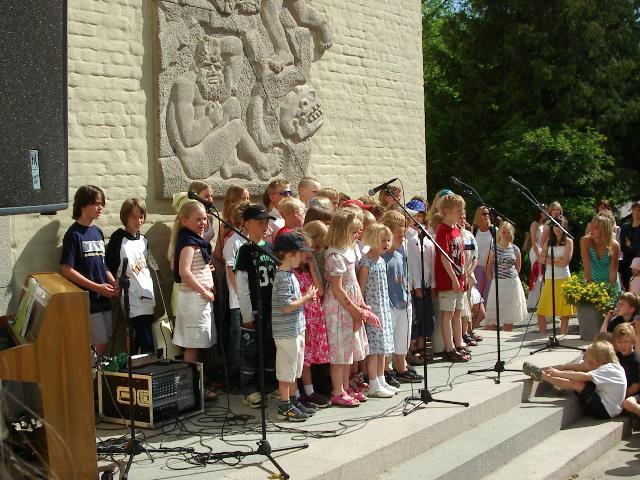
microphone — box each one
[368,178,398,196]
[507,176,523,188]
[188,190,215,211]
[450,176,462,186]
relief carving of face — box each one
[279,84,323,142]
[194,36,225,102]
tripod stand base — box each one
[468,361,521,384]
[530,336,585,355]
[403,389,469,416]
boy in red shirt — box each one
[435,193,469,362]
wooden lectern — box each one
[0,273,98,479]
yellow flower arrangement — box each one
[562,273,619,314]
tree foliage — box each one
[423,0,640,234]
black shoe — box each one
[277,401,309,422]
[291,397,316,415]
[395,369,423,383]
[385,372,401,388]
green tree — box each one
[423,0,640,233]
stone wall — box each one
[0,0,425,313]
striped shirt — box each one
[271,270,305,338]
[490,244,519,279]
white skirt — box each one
[173,289,216,349]
[485,276,528,326]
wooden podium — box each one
[0,273,98,479]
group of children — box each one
[58,180,640,426]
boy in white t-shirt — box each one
[523,340,627,419]
[222,203,249,391]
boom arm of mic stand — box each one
[454,179,516,227]
[513,185,573,240]
[382,186,462,276]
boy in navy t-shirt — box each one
[60,185,118,356]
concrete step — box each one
[377,393,580,480]
[575,429,640,479]
[483,416,630,480]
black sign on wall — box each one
[0,0,68,215]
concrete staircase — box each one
[378,374,630,480]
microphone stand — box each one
[380,187,469,414]
[97,259,191,478]
[451,178,521,384]
[191,196,308,479]
[507,180,584,355]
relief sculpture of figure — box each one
[261,0,332,73]
[211,0,260,16]
[166,35,279,181]
[279,83,323,142]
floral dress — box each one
[295,269,330,366]
[323,248,369,364]
[359,255,394,355]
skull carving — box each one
[279,84,323,142]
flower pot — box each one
[577,303,603,341]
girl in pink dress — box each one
[323,210,380,407]
[295,221,331,406]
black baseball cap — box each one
[274,232,314,253]
[243,204,276,221]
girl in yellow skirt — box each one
[536,215,575,334]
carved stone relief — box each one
[155,0,331,197]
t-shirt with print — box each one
[60,222,111,313]
[234,240,276,325]
[223,231,247,310]
[434,222,465,292]
[382,249,409,310]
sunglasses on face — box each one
[280,190,293,197]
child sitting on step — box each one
[610,324,640,425]
[523,341,626,419]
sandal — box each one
[469,330,483,342]
[347,388,367,402]
[462,334,478,347]
[444,349,470,363]
[330,392,360,407]
[204,388,219,402]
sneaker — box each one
[277,402,309,422]
[330,392,360,407]
[522,362,542,382]
[385,371,401,389]
[395,369,423,383]
[243,392,263,409]
[381,382,399,394]
[367,385,394,398]
[292,397,316,415]
[301,392,331,409]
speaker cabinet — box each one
[0,1,68,215]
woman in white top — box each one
[473,206,493,304]
[536,215,575,335]
[527,210,545,309]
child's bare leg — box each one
[183,347,199,363]
[330,364,345,395]
[278,380,291,402]
[394,353,407,373]
[343,364,352,392]
[301,365,313,389]
[537,315,547,334]
[452,309,463,348]
[503,323,513,332]
[462,317,471,336]
[377,355,385,379]
[560,316,569,335]
[366,354,377,384]
[623,396,640,417]
[472,302,485,328]
[440,310,454,351]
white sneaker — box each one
[381,383,399,394]
[367,385,394,398]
